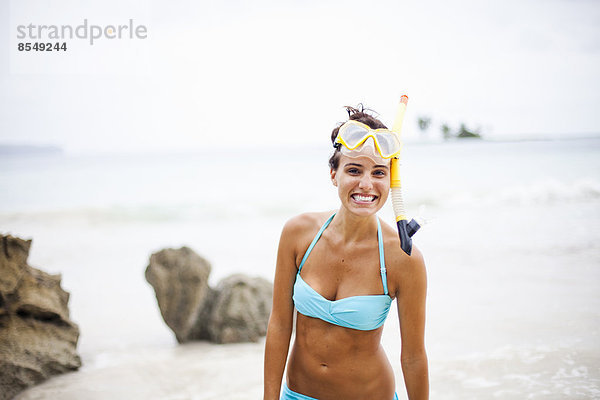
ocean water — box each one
[1,138,599,399]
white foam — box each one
[442,178,600,208]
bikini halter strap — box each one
[377,217,389,295]
[297,213,388,295]
[297,213,335,272]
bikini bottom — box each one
[281,382,399,400]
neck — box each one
[331,208,378,243]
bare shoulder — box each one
[279,211,335,261]
[379,218,425,267]
[281,211,334,239]
[378,218,427,295]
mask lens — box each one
[375,132,401,158]
[339,123,370,148]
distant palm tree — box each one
[457,124,481,138]
[417,116,431,133]
[440,123,452,140]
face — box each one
[330,154,391,217]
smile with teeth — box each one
[351,194,377,203]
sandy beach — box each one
[14,342,265,400]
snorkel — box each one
[391,95,420,255]
[333,97,419,255]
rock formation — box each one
[208,274,273,343]
[145,247,273,344]
[0,235,81,400]
[144,247,213,343]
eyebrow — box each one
[344,162,389,170]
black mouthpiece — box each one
[397,218,420,256]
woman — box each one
[263,107,429,400]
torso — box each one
[286,211,397,400]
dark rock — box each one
[145,247,273,344]
[0,235,81,400]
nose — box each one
[358,173,373,190]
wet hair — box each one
[328,104,388,170]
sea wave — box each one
[0,201,306,226]
[437,178,600,208]
[1,178,598,226]
[430,345,600,400]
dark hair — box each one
[328,104,388,170]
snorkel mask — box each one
[335,120,402,161]
[335,96,420,255]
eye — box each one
[347,168,360,175]
[373,169,387,177]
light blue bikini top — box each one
[292,213,392,331]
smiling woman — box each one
[331,157,390,218]
[263,106,429,400]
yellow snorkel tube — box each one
[391,95,420,255]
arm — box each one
[263,218,302,400]
[396,246,429,400]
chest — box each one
[297,236,385,301]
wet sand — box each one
[15,342,265,400]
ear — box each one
[330,168,337,186]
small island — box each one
[418,117,482,140]
[0,144,63,156]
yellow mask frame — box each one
[335,120,402,159]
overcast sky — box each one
[1,0,599,154]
